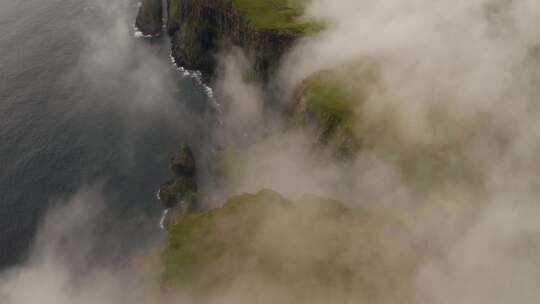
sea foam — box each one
[169,53,223,116]
[133,25,161,39]
[159,208,170,230]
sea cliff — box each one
[158,145,198,230]
[161,189,417,302]
[135,0,163,37]
[166,0,315,81]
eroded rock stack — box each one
[166,0,303,81]
[135,0,163,37]
[158,144,198,230]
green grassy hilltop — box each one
[162,190,417,302]
[168,0,319,33]
[232,0,320,33]
[303,72,356,128]
[297,66,380,156]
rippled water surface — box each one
[0,0,212,268]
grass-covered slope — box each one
[163,190,290,288]
[168,0,179,23]
[302,72,357,128]
[232,0,319,33]
[162,189,417,302]
[297,66,379,155]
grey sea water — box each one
[0,0,213,268]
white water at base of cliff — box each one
[159,208,169,230]
[169,53,221,111]
[133,25,161,38]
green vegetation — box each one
[163,190,291,288]
[302,64,379,125]
[159,177,197,207]
[169,0,178,21]
[161,189,417,301]
[301,71,359,156]
[232,0,321,33]
[299,65,380,155]
[303,72,356,127]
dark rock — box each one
[170,144,196,178]
[166,0,302,82]
[159,177,197,208]
[135,0,163,37]
[293,84,362,158]
[158,144,198,230]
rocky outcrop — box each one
[158,144,198,230]
[166,0,303,81]
[135,0,163,37]
[170,144,196,177]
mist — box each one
[78,0,220,157]
[2,0,540,303]
[0,187,163,304]
[207,0,540,302]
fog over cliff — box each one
[2,0,540,303]
[0,188,162,304]
[213,0,540,302]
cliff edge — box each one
[135,0,163,37]
[161,189,417,302]
[166,0,317,80]
[158,144,198,230]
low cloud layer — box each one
[3,0,540,303]
[79,0,217,148]
[0,187,161,304]
[210,0,540,302]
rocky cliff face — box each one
[158,144,198,230]
[166,0,302,81]
[135,0,163,37]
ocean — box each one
[0,0,214,268]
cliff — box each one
[146,4,422,300]
[166,0,317,81]
[135,0,164,37]
[293,65,380,157]
[158,145,198,230]
[161,189,418,302]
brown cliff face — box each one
[167,0,301,81]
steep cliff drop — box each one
[158,144,198,230]
[160,189,417,303]
[135,0,164,37]
[166,0,315,81]
[292,67,378,158]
